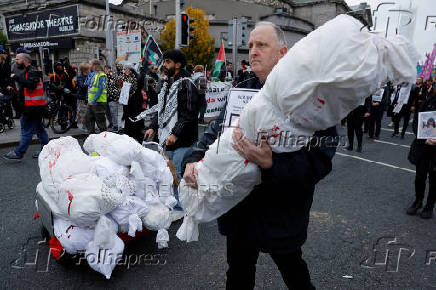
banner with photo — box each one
[223,88,260,129]
[418,111,436,139]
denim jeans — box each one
[108,101,120,130]
[15,116,49,157]
[166,146,191,210]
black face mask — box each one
[17,63,25,69]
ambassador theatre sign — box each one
[5,5,79,41]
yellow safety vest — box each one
[88,71,107,103]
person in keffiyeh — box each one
[144,49,200,179]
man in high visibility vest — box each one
[3,53,48,161]
[85,59,107,134]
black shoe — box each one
[420,205,433,219]
[346,145,353,151]
[71,122,78,129]
[400,134,405,139]
[356,146,362,153]
[375,136,380,140]
[406,199,423,215]
[32,151,40,159]
[3,151,22,161]
[392,133,398,138]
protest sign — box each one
[204,82,232,119]
[223,88,259,128]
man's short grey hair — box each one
[254,21,287,48]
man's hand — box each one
[166,134,178,146]
[364,113,370,118]
[372,102,379,106]
[144,129,154,140]
[232,128,272,169]
[425,138,436,146]
[183,162,198,189]
[410,106,415,112]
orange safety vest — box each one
[24,72,46,106]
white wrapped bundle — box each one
[110,196,149,237]
[177,15,418,242]
[83,132,176,207]
[85,235,125,280]
[83,132,143,166]
[39,137,126,226]
[53,217,95,254]
[57,174,124,226]
[39,136,88,200]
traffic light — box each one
[227,18,248,48]
[96,47,103,60]
[238,18,248,47]
[42,48,52,75]
[181,13,195,47]
[181,13,189,46]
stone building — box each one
[133,0,372,64]
[0,0,165,67]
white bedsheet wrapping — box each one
[177,15,418,242]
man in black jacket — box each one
[144,49,199,179]
[182,22,337,289]
[407,86,436,219]
[3,53,48,161]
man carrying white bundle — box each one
[182,22,338,289]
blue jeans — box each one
[166,147,190,210]
[15,117,49,158]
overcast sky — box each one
[345,0,436,62]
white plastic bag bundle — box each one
[138,150,176,207]
[85,235,125,279]
[110,196,149,236]
[241,15,418,150]
[39,137,90,201]
[93,215,119,249]
[57,174,124,227]
[53,217,95,254]
[91,156,130,179]
[177,128,261,242]
[83,132,143,166]
[177,15,418,242]
[141,203,171,248]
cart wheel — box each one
[40,225,50,240]
[7,118,14,129]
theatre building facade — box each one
[0,0,164,69]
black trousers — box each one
[392,107,411,136]
[368,107,384,138]
[415,157,436,207]
[347,112,364,148]
[226,235,315,290]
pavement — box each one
[0,118,88,149]
[1,117,436,289]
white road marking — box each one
[373,139,410,148]
[381,128,414,135]
[336,152,415,174]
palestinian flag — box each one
[139,35,163,74]
[212,41,226,81]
